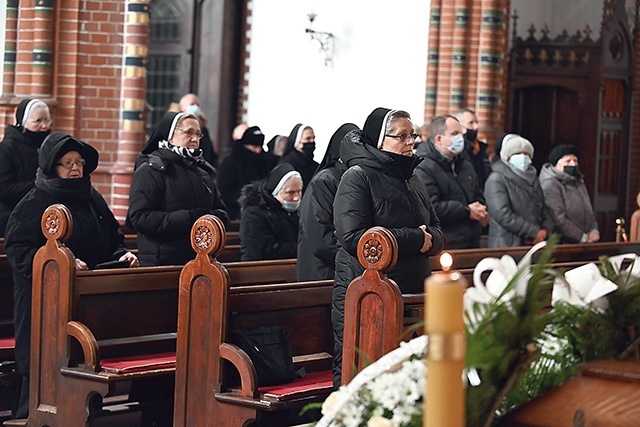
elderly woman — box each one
[5,132,137,419]
[278,123,318,188]
[0,99,52,236]
[332,107,445,387]
[127,111,228,266]
[239,163,302,261]
[484,134,553,248]
[539,144,599,243]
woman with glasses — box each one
[5,131,138,419]
[0,98,52,236]
[127,111,228,266]
[331,107,445,388]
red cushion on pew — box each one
[100,352,176,374]
[258,370,333,401]
[0,337,15,350]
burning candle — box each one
[424,253,467,427]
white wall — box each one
[247,0,431,160]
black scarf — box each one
[386,151,418,180]
[34,169,93,200]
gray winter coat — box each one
[484,160,553,247]
[539,163,598,243]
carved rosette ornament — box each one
[362,238,383,265]
[44,211,61,237]
[194,225,213,251]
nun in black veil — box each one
[127,111,228,266]
[296,123,360,282]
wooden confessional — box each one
[508,0,634,240]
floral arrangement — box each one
[317,239,640,427]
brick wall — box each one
[1,0,149,222]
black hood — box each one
[141,111,187,154]
[316,123,359,173]
[39,132,99,177]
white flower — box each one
[367,415,395,427]
[551,262,617,310]
[316,336,427,427]
[465,241,547,327]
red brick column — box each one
[475,0,510,145]
[2,0,18,98]
[425,0,510,146]
[31,0,55,96]
[111,1,150,221]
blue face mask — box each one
[186,104,201,118]
[509,153,532,170]
[282,200,300,212]
[447,134,465,155]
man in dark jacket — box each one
[332,107,445,388]
[454,108,491,189]
[297,123,359,282]
[415,115,488,249]
[217,126,272,220]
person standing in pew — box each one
[484,134,553,247]
[297,122,360,281]
[539,144,600,243]
[332,107,445,388]
[278,123,319,190]
[239,163,302,261]
[5,132,138,419]
[415,115,488,249]
[0,99,52,237]
[127,111,229,266]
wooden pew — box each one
[174,215,334,427]
[0,253,17,419]
[27,204,182,426]
[342,231,640,385]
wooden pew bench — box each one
[342,231,640,384]
[174,215,336,427]
[26,204,183,426]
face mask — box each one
[447,134,465,155]
[464,129,478,143]
[509,153,532,170]
[301,142,316,158]
[282,200,300,212]
[186,104,201,118]
[22,128,51,147]
[563,165,581,178]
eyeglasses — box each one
[56,158,86,169]
[175,127,203,140]
[385,133,419,144]
[29,118,52,125]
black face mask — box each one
[301,142,316,158]
[464,129,478,143]
[563,165,582,178]
[22,128,51,147]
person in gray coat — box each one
[484,134,553,247]
[539,144,599,243]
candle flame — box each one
[440,252,453,272]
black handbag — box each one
[229,325,300,386]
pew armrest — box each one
[219,342,258,398]
[67,320,100,372]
